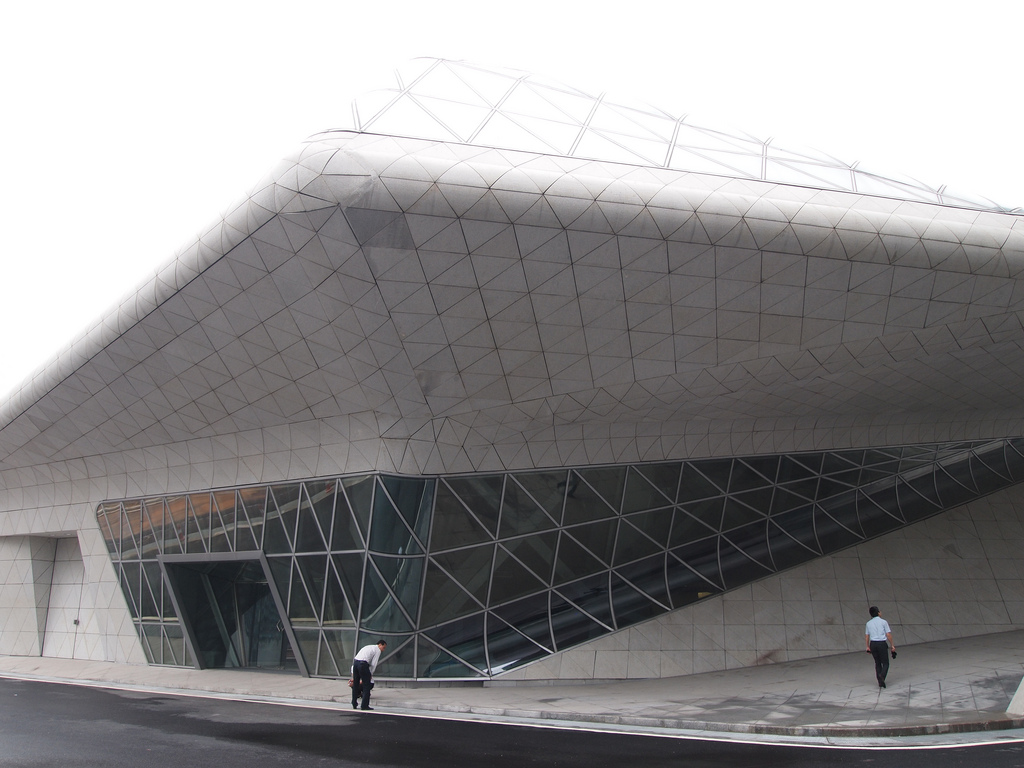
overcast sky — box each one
[1,1,1021,400]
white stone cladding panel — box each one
[2,133,1024,490]
[0,536,52,656]
[4,413,1024,513]
[0,506,143,664]
[40,537,84,658]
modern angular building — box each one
[2,59,1024,681]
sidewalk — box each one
[3,630,1024,746]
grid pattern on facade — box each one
[98,438,1024,679]
[341,58,1018,213]
[3,70,1023,488]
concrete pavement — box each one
[3,629,1024,747]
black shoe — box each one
[879,681,886,688]
[361,706,373,711]
[352,702,358,709]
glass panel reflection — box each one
[98,438,1024,680]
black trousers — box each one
[352,659,373,709]
[869,640,890,684]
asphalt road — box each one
[2,677,1024,767]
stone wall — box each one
[0,519,145,664]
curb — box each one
[376,699,1024,738]
[3,668,1022,741]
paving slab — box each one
[3,629,1024,746]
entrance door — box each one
[163,558,299,673]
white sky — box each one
[1,1,1022,401]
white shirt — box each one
[865,616,891,641]
[353,643,382,673]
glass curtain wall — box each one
[98,438,1024,679]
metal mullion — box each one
[160,551,267,564]
[139,561,165,621]
[423,632,488,678]
[605,569,617,630]
[605,514,625,573]
[135,622,158,665]
[935,463,978,500]
[437,477,499,547]
[139,501,160,558]
[712,532,728,593]
[353,479,374,647]
[291,554,329,628]
[163,498,186,554]
[571,472,618,516]
[616,466,631,514]
[319,626,342,678]
[815,497,864,539]
[184,497,204,554]
[889,478,933,520]
[336,482,367,550]
[762,522,820,574]
[668,554,715,613]
[545,514,570,651]
[365,555,417,628]
[233,582,247,665]
[268,486,298,551]
[495,473,507,541]
[719,526,773,575]
[760,515,783,574]
[505,473,561,529]
[488,597,555,655]
[121,502,144,560]
[200,572,240,668]
[299,482,332,552]
[551,580,615,633]
[619,506,674,550]
[118,561,142,618]
[201,493,216,551]
[314,547,331,627]
[546,590,555,656]
[559,470,574,525]
[629,464,676,509]
[610,561,675,614]
[494,540,549,586]
[413,481,439,677]
[257,552,308,677]
[359,58,441,132]
[465,71,528,144]
[314,629,324,678]
[999,439,1024,480]
[325,556,357,626]
[235,489,254,548]
[210,494,232,552]
[1007,438,1024,464]
[482,611,491,675]
[417,557,486,630]
[376,479,426,552]
[973,444,1014,483]
[240,486,268,549]
[97,507,120,559]
[483,525,500,612]
[323,480,339,551]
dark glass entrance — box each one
[164,559,299,672]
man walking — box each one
[351,640,387,710]
[865,606,896,688]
